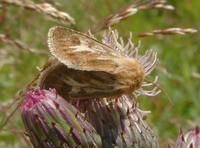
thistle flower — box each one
[174,127,200,148]
[30,27,160,147]
[21,88,102,148]
[70,95,159,147]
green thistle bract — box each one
[21,89,102,148]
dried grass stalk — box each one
[0,95,22,131]
[192,72,200,79]
[137,27,198,37]
[0,77,39,131]
[91,0,174,33]
[2,0,75,24]
[0,34,47,54]
[0,3,7,24]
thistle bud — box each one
[174,126,200,148]
[21,89,102,148]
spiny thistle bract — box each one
[174,127,200,148]
[70,95,159,147]
[21,89,102,148]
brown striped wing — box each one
[48,26,122,73]
[38,59,126,99]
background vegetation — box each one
[0,0,199,147]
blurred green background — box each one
[0,0,199,147]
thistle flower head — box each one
[22,88,102,148]
[70,95,159,147]
[21,27,160,147]
[174,127,200,148]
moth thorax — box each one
[116,57,144,92]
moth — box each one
[0,26,157,131]
[37,26,145,99]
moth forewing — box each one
[37,58,127,99]
[48,26,120,72]
[46,26,145,99]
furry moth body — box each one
[38,26,144,99]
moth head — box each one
[114,57,145,92]
[101,28,160,97]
